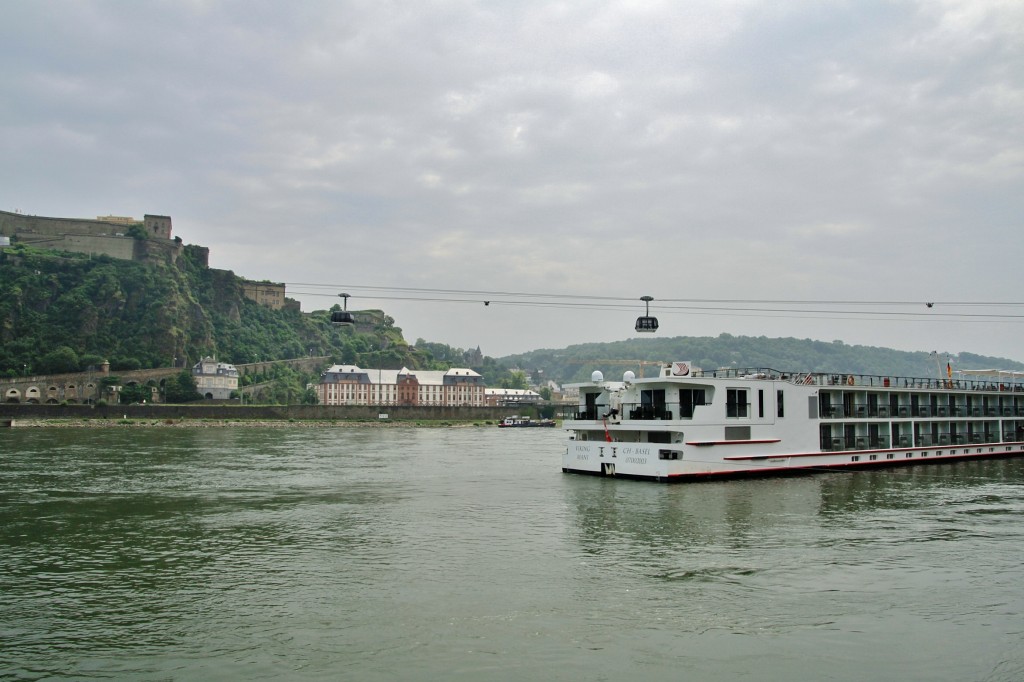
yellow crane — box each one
[568,359,663,378]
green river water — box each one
[2,426,1023,681]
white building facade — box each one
[317,365,485,406]
[484,387,542,407]
[192,357,239,400]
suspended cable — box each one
[284,282,1024,323]
[287,282,1024,308]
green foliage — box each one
[0,245,434,377]
[164,371,201,403]
[499,370,529,390]
[37,346,79,374]
[119,383,151,404]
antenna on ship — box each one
[635,295,659,333]
[331,293,356,326]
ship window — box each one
[727,389,748,418]
[758,389,764,418]
[886,453,894,459]
[851,455,860,462]
[869,454,878,461]
[906,453,913,458]
[777,390,784,418]
[640,389,667,418]
[678,389,706,419]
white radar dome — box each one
[623,370,636,382]
[591,370,604,382]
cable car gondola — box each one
[331,293,355,326]
[635,295,658,333]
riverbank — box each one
[4,417,497,428]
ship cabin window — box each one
[819,393,835,418]
[758,389,764,418]
[678,388,707,419]
[726,389,749,418]
[777,390,784,418]
[648,431,672,444]
[635,389,668,419]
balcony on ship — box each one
[626,403,674,420]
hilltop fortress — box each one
[0,208,298,310]
[0,209,205,266]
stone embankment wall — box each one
[0,403,538,422]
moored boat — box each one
[500,416,556,428]
[562,362,1024,481]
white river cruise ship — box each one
[562,362,1024,482]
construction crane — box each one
[567,359,664,379]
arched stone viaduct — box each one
[1,357,331,404]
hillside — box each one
[500,334,1024,385]
[0,243,447,376]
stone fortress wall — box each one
[2,207,283,316]
[0,209,184,264]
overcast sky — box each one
[3,1,1023,362]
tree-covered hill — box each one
[500,334,1024,385]
[0,243,458,377]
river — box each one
[2,426,1023,681]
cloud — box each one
[2,0,1023,359]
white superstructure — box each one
[562,362,1024,481]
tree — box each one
[36,346,80,374]
[500,370,529,390]
[164,371,201,403]
[119,383,150,404]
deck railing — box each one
[819,431,1019,451]
[689,367,1024,392]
